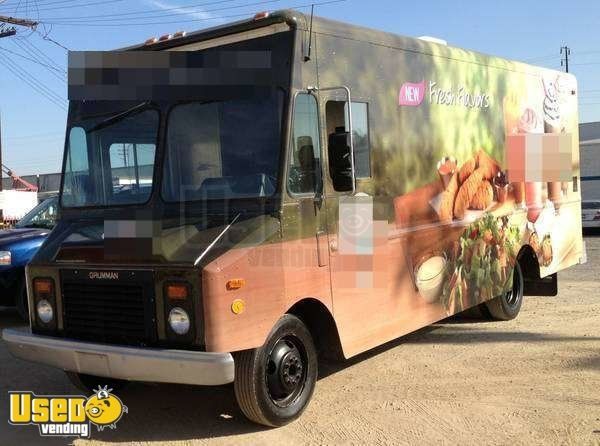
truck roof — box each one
[123,9,306,52]
[124,8,569,79]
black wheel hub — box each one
[266,336,307,407]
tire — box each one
[234,314,318,427]
[484,262,524,321]
[65,372,129,395]
[15,278,29,322]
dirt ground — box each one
[1,235,599,446]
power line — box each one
[571,61,600,67]
[34,28,70,51]
[20,36,66,71]
[0,0,126,13]
[28,0,246,19]
[0,53,67,110]
[11,38,67,80]
[522,53,556,63]
[39,0,286,23]
[0,44,65,77]
[38,0,347,26]
[1,0,87,7]
[573,49,600,56]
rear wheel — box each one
[65,372,129,394]
[234,314,317,427]
[484,263,524,321]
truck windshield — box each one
[61,106,159,208]
[161,92,284,202]
[15,197,58,230]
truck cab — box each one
[4,11,333,427]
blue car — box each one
[0,197,57,320]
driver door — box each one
[281,91,332,310]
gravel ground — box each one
[1,235,599,446]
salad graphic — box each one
[441,214,521,314]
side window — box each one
[326,101,352,192]
[325,100,371,191]
[347,102,371,178]
[288,93,321,195]
[62,127,91,207]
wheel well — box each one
[287,299,344,361]
[518,244,558,296]
[517,244,540,281]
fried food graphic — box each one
[469,180,494,210]
[529,231,540,253]
[439,172,459,222]
[454,168,484,219]
[476,149,500,181]
[458,157,476,184]
[540,234,553,267]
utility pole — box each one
[0,15,38,28]
[560,46,571,73]
[0,15,38,40]
[0,26,16,38]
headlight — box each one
[32,278,56,328]
[168,307,190,335]
[0,251,11,266]
[36,299,54,324]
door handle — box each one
[329,239,338,252]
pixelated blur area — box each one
[339,195,374,256]
[336,196,388,289]
[103,219,160,260]
[506,133,573,182]
[68,50,278,101]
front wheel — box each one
[234,314,317,427]
[484,262,524,321]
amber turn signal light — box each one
[226,278,245,290]
[33,278,54,295]
[166,283,189,301]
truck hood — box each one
[0,228,50,247]
[33,214,281,267]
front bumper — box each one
[2,327,234,386]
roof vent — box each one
[418,36,448,46]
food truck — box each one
[2,9,584,427]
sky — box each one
[0,0,599,175]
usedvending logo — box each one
[9,386,127,438]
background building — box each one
[580,122,600,201]
[1,172,61,201]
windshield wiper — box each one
[88,101,152,133]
